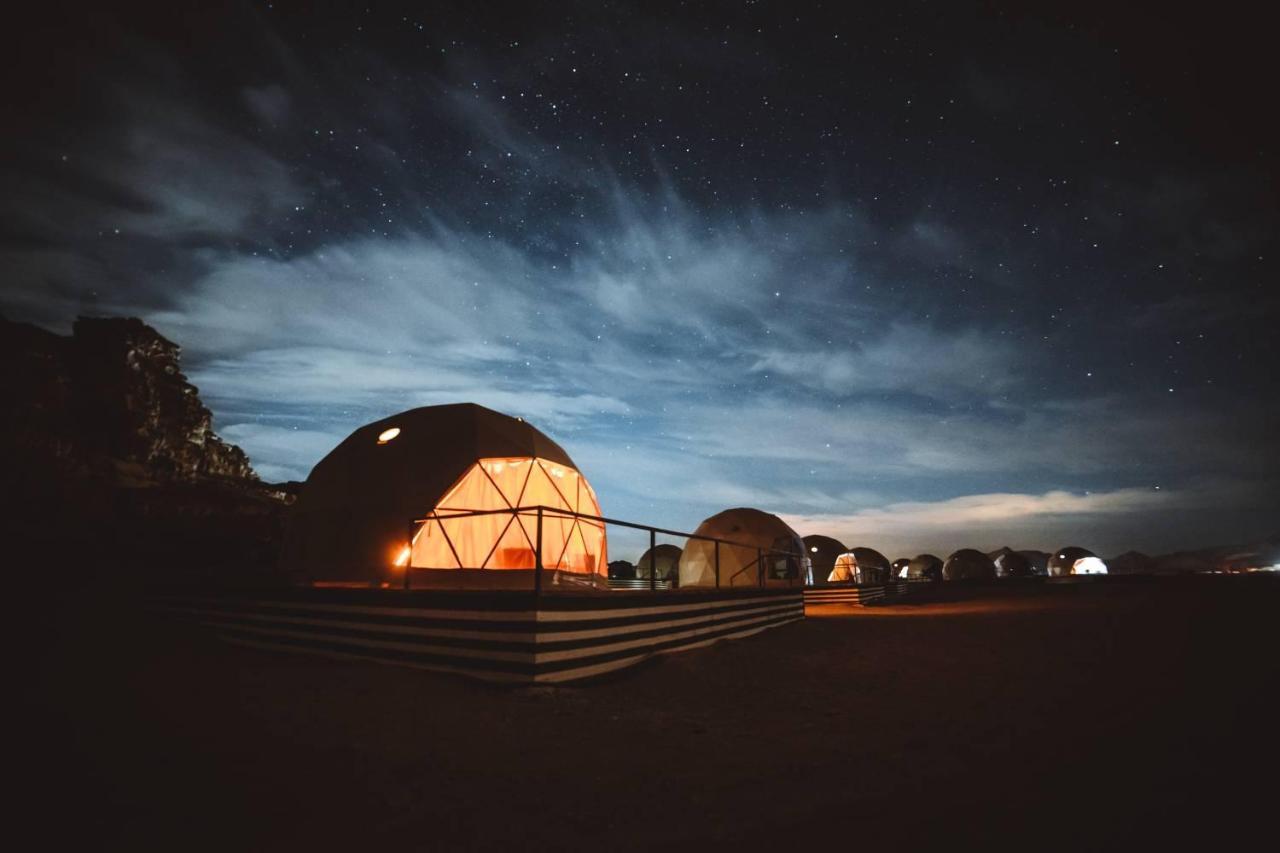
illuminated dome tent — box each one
[1049,545,1100,578]
[281,403,607,587]
[906,553,944,581]
[1049,546,1108,576]
[679,508,808,588]
[636,544,682,581]
[943,548,998,581]
[803,535,847,585]
[892,558,911,579]
[829,547,893,583]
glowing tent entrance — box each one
[409,457,607,576]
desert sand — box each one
[19,577,1279,850]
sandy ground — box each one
[18,577,1279,851]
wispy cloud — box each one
[2,24,1275,557]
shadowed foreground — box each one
[20,578,1278,850]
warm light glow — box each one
[828,552,856,583]
[409,456,607,574]
[393,545,412,566]
[377,427,401,444]
[1072,556,1108,575]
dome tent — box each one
[803,535,847,585]
[851,547,892,583]
[831,547,893,584]
[679,508,808,588]
[989,546,1033,578]
[281,403,607,587]
[892,558,911,579]
[608,560,636,579]
[1048,546,1100,577]
[906,553,944,581]
[636,543,682,580]
[943,548,998,581]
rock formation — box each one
[2,314,293,582]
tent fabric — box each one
[1072,556,1109,575]
[678,508,808,588]
[803,535,847,585]
[830,547,892,584]
[636,544,682,580]
[410,456,606,573]
[828,553,856,583]
[906,553,943,580]
[281,403,605,586]
[943,548,998,581]
[1048,546,1096,577]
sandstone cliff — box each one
[2,314,292,582]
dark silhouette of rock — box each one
[1108,551,1157,575]
[3,315,255,484]
[2,314,291,584]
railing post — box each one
[649,528,657,592]
[714,540,720,589]
[534,506,543,596]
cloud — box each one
[747,322,1021,398]
[218,423,344,482]
[781,479,1275,558]
[2,25,1274,558]
[243,84,292,127]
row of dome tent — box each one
[282,403,812,589]
[804,538,1109,583]
[280,402,1104,589]
[608,508,811,588]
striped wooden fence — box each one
[803,580,910,609]
[151,587,804,683]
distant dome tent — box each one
[989,547,1033,578]
[679,508,808,588]
[1048,546,1104,577]
[831,547,893,584]
[803,535,847,585]
[906,554,944,581]
[892,558,911,579]
[636,544,682,581]
[608,560,636,580]
[281,403,607,588]
[943,549,998,581]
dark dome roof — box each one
[990,547,1033,577]
[281,403,581,584]
[637,543,683,579]
[1048,546,1096,577]
[907,553,944,579]
[848,547,891,571]
[943,548,997,580]
[803,535,847,583]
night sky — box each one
[3,1,1277,558]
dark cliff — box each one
[2,315,293,583]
